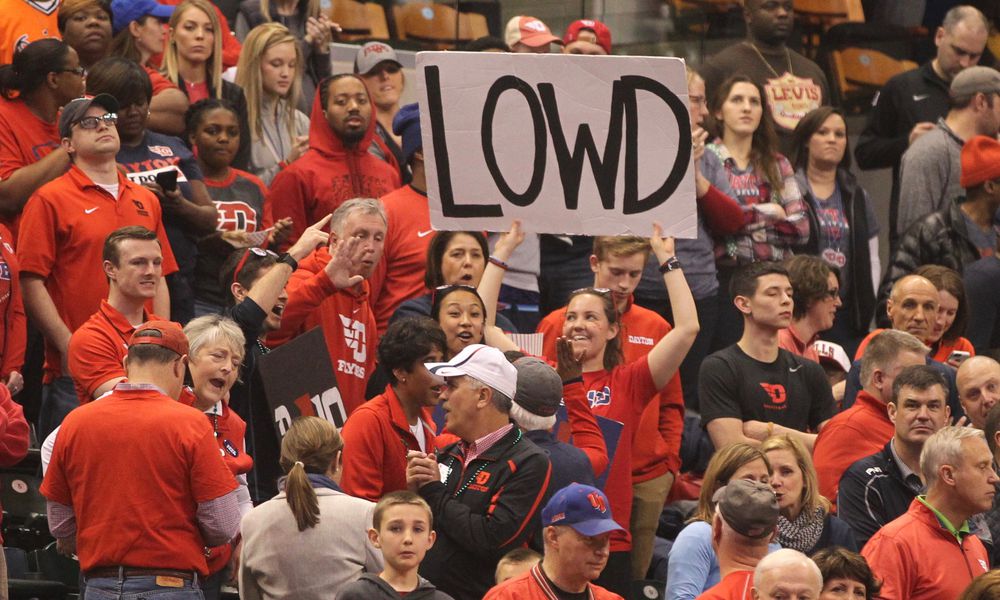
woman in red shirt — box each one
[182,314,252,599]
[483,221,699,596]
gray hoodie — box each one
[339,573,455,600]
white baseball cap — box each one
[426,344,517,400]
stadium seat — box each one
[393,2,489,50]
[324,0,390,41]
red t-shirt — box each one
[697,570,755,600]
[369,184,432,333]
[932,337,975,364]
[0,224,25,379]
[582,358,659,552]
[143,66,177,96]
[538,299,684,479]
[17,166,178,380]
[0,97,61,238]
[40,386,237,574]
[778,327,820,363]
[67,300,160,405]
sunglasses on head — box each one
[232,247,278,285]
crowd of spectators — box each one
[1,1,1000,599]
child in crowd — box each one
[339,491,454,600]
[495,548,542,585]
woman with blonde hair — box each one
[667,443,777,599]
[240,416,382,599]
[235,23,310,184]
[163,0,251,168]
[235,0,335,113]
[762,434,856,554]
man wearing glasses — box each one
[18,94,177,438]
[778,255,841,364]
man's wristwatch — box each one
[277,253,298,271]
[658,256,682,273]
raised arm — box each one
[478,220,523,329]
[645,225,699,390]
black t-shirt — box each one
[698,344,834,431]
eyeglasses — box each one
[57,66,87,77]
[232,247,278,285]
[823,288,840,299]
[73,113,117,130]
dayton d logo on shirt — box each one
[759,383,787,411]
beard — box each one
[338,126,366,147]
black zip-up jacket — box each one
[855,61,950,247]
[837,441,918,548]
[418,426,551,600]
[796,168,876,334]
[875,198,982,327]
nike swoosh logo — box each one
[789,365,803,372]
[84,207,99,214]
[417,230,434,238]
[913,94,929,101]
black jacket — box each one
[418,426,551,600]
[854,61,950,246]
[796,169,876,333]
[837,441,919,548]
[875,198,981,327]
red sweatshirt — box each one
[270,80,401,246]
[0,225,25,382]
[0,384,29,544]
[538,299,683,479]
[268,246,376,418]
[340,385,440,501]
[368,184,432,333]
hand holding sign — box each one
[417,52,697,237]
[491,219,524,263]
[650,222,677,265]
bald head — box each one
[887,275,939,341]
[958,356,1000,429]
[752,549,822,600]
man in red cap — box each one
[41,320,240,597]
[504,16,562,54]
[563,19,611,55]
[877,134,1000,306]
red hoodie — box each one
[269,78,401,245]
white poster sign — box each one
[416,52,697,237]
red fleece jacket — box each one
[270,79,401,246]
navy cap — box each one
[541,483,625,537]
[111,0,175,35]
[392,103,421,165]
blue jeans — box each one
[85,575,203,599]
[39,375,76,440]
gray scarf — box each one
[776,506,825,553]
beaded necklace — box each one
[446,429,522,498]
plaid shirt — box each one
[702,142,810,265]
[461,423,515,466]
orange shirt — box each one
[0,0,60,65]
[369,184,432,333]
[0,97,61,238]
[67,300,160,405]
[17,165,177,380]
[778,326,820,363]
[697,570,754,600]
[40,385,237,574]
[537,299,684,479]
[932,336,975,364]
[813,390,894,509]
[0,224,26,379]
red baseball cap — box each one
[129,320,189,357]
[563,19,612,55]
[504,16,562,49]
